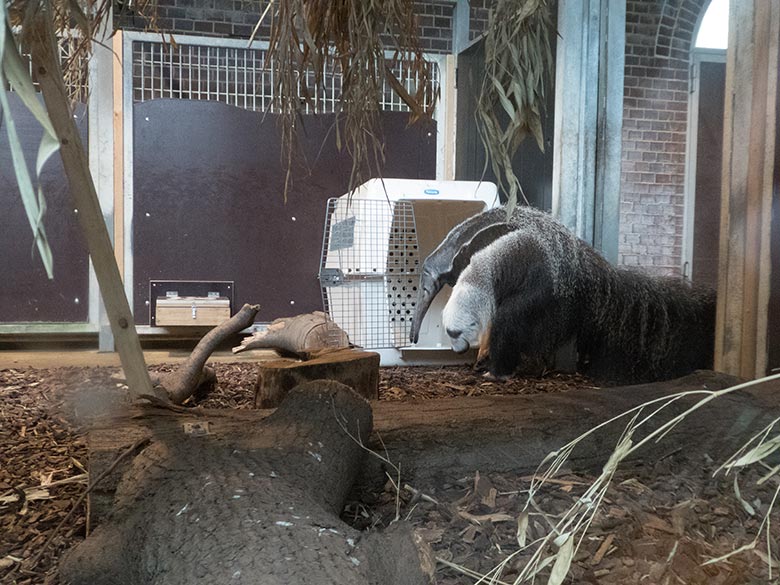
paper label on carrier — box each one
[329,217,356,251]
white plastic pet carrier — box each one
[319,178,498,365]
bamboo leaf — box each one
[516,510,529,548]
[476,0,553,209]
[731,434,780,468]
[67,0,92,40]
[733,474,756,516]
[526,553,557,580]
[548,534,574,585]
[0,13,59,278]
[702,541,757,566]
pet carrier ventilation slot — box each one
[319,178,498,366]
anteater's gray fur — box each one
[410,207,516,344]
[442,206,716,384]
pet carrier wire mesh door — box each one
[319,198,420,349]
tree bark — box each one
[85,371,780,527]
[155,303,260,404]
[26,11,158,401]
[63,381,433,585]
[233,311,349,358]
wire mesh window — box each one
[132,39,439,114]
[319,198,420,349]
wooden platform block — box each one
[254,349,380,408]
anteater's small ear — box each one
[450,223,516,275]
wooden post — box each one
[715,0,780,378]
[88,4,116,353]
[112,31,125,277]
[27,12,155,400]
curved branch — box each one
[158,303,260,404]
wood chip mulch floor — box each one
[3,363,779,584]
[0,363,586,584]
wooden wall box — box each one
[155,296,230,326]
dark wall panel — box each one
[0,92,89,322]
[132,100,436,324]
[455,35,556,212]
[692,60,725,288]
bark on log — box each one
[85,371,780,528]
[62,381,433,585]
[254,349,380,408]
[156,303,259,404]
[233,311,349,358]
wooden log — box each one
[64,381,433,585]
[254,349,380,408]
[86,371,780,528]
[234,311,350,358]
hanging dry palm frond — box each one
[477,0,554,213]
[265,0,437,198]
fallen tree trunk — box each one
[86,371,780,527]
[62,381,433,585]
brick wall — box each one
[416,2,455,52]
[115,0,259,38]
[620,0,708,276]
[469,0,492,41]
[116,1,455,53]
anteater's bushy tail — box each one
[574,245,716,384]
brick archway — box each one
[619,0,711,276]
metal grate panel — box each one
[5,33,89,102]
[132,39,439,114]
[319,198,420,349]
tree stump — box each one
[254,349,380,408]
[61,381,433,585]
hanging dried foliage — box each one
[6,0,159,104]
[7,0,434,201]
[477,0,554,212]
[264,0,437,197]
